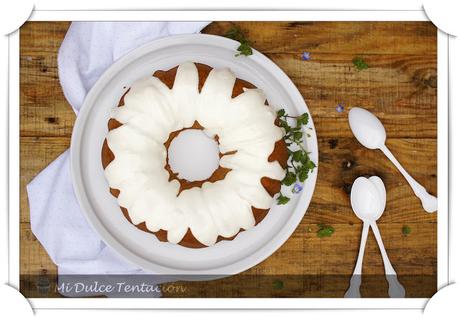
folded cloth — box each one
[27,22,210,282]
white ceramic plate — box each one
[70,34,318,276]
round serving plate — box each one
[70,34,318,276]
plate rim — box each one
[70,33,319,275]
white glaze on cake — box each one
[104,62,285,246]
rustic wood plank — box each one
[20,21,70,55]
[20,21,75,138]
[267,52,437,139]
[19,22,437,139]
[203,21,437,55]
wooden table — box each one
[20,21,437,298]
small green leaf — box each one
[402,225,411,236]
[306,159,316,170]
[277,109,286,117]
[297,113,309,126]
[224,26,241,40]
[277,193,290,205]
[317,224,335,238]
[300,152,309,164]
[293,131,303,141]
[281,171,297,186]
[352,56,369,71]
[272,279,284,290]
[292,150,303,162]
[236,41,253,56]
[298,169,309,182]
[224,26,247,43]
[225,26,253,57]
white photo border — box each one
[8,9,449,310]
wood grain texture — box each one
[20,21,437,298]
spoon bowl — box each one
[348,107,386,149]
[350,177,383,221]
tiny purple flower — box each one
[292,183,303,194]
[336,103,345,113]
[301,52,311,61]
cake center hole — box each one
[168,129,220,182]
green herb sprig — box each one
[402,225,411,236]
[276,109,316,205]
[352,56,369,71]
[272,279,284,290]
[225,26,253,57]
[316,223,335,238]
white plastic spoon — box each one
[345,177,380,298]
[348,107,437,213]
[345,176,405,298]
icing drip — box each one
[105,62,285,246]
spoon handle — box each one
[370,221,406,298]
[345,221,369,298]
[380,145,437,213]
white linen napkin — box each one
[27,22,210,279]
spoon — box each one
[344,177,378,298]
[367,176,405,298]
[348,107,437,213]
[345,176,405,298]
